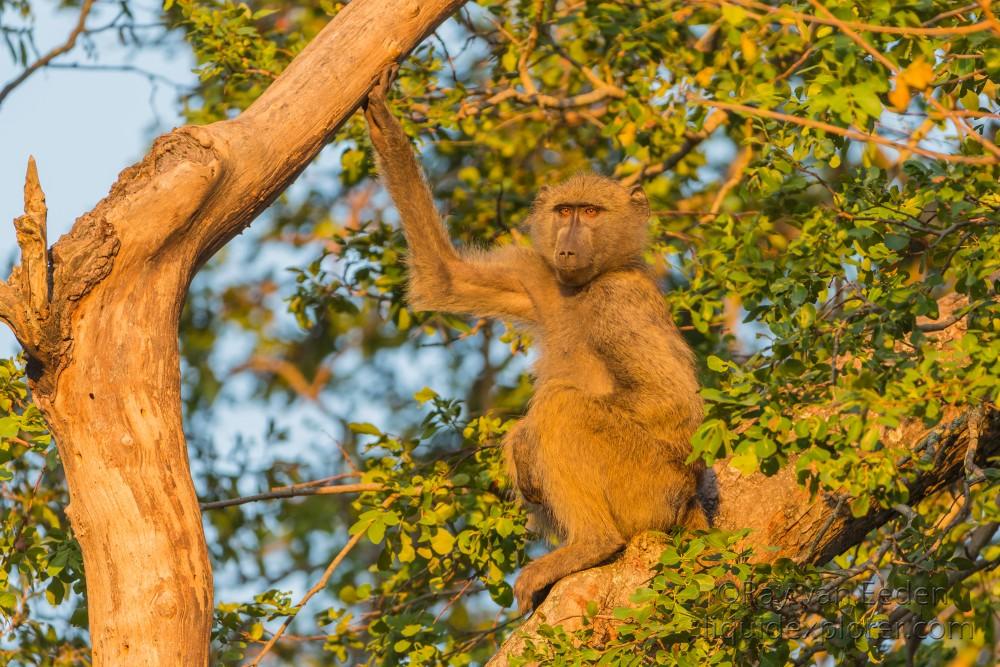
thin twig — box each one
[924,3,980,26]
[917,299,985,332]
[543,26,625,98]
[700,144,752,223]
[46,62,187,89]
[714,0,996,36]
[776,45,817,81]
[691,99,998,165]
[433,578,474,623]
[245,494,399,667]
[270,472,361,492]
[620,109,727,186]
[200,482,382,511]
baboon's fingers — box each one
[379,63,400,92]
[362,63,398,116]
[513,563,553,613]
[363,98,392,147]
[370,63,400,101]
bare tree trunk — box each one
[0,1,464,663]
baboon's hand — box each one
[513,561,554,613]
[366,63,399,107]
[363,64,400,147]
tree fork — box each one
[0,0,465,663]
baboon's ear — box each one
[629,185,649,207]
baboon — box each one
[364,68,706,613]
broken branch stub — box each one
[13,156,49,320]
[4,156,51,359]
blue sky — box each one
[0,1,196,355]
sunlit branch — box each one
[715,0,997,36]
[805,0,1000,160]
[199,482,383,511]
[245,494,399,667]
[692,99,999,165]
[618,109,729,186]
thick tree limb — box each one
[0,1,465,664]
[2,156,65,366]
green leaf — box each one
[0,416,19,439]
[366,520,386,544]
[706,355,728,372]
[849,496,871,518]
[413,387,438,404]
[720,4,747,24]
[348,422,381,436]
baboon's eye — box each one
[556,206,572,217]
[583,206,600,217]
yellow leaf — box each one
[901,58,935,90]
[740,33,758,63]
[618,122,637,148]
[694,67,715,87]
[721,4,747,24]
[888,79,911,112]
[430,529,455,555]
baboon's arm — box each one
[364,68,537,322]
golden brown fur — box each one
[364,68,706,613]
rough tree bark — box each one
[0,1,464,664]
[488,298,997,665]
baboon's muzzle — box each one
[554,215,594,285]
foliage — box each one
[0,359,85,665]
[210,395,528,666]
[1,0,999,665]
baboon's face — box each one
[529,175,650,287]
